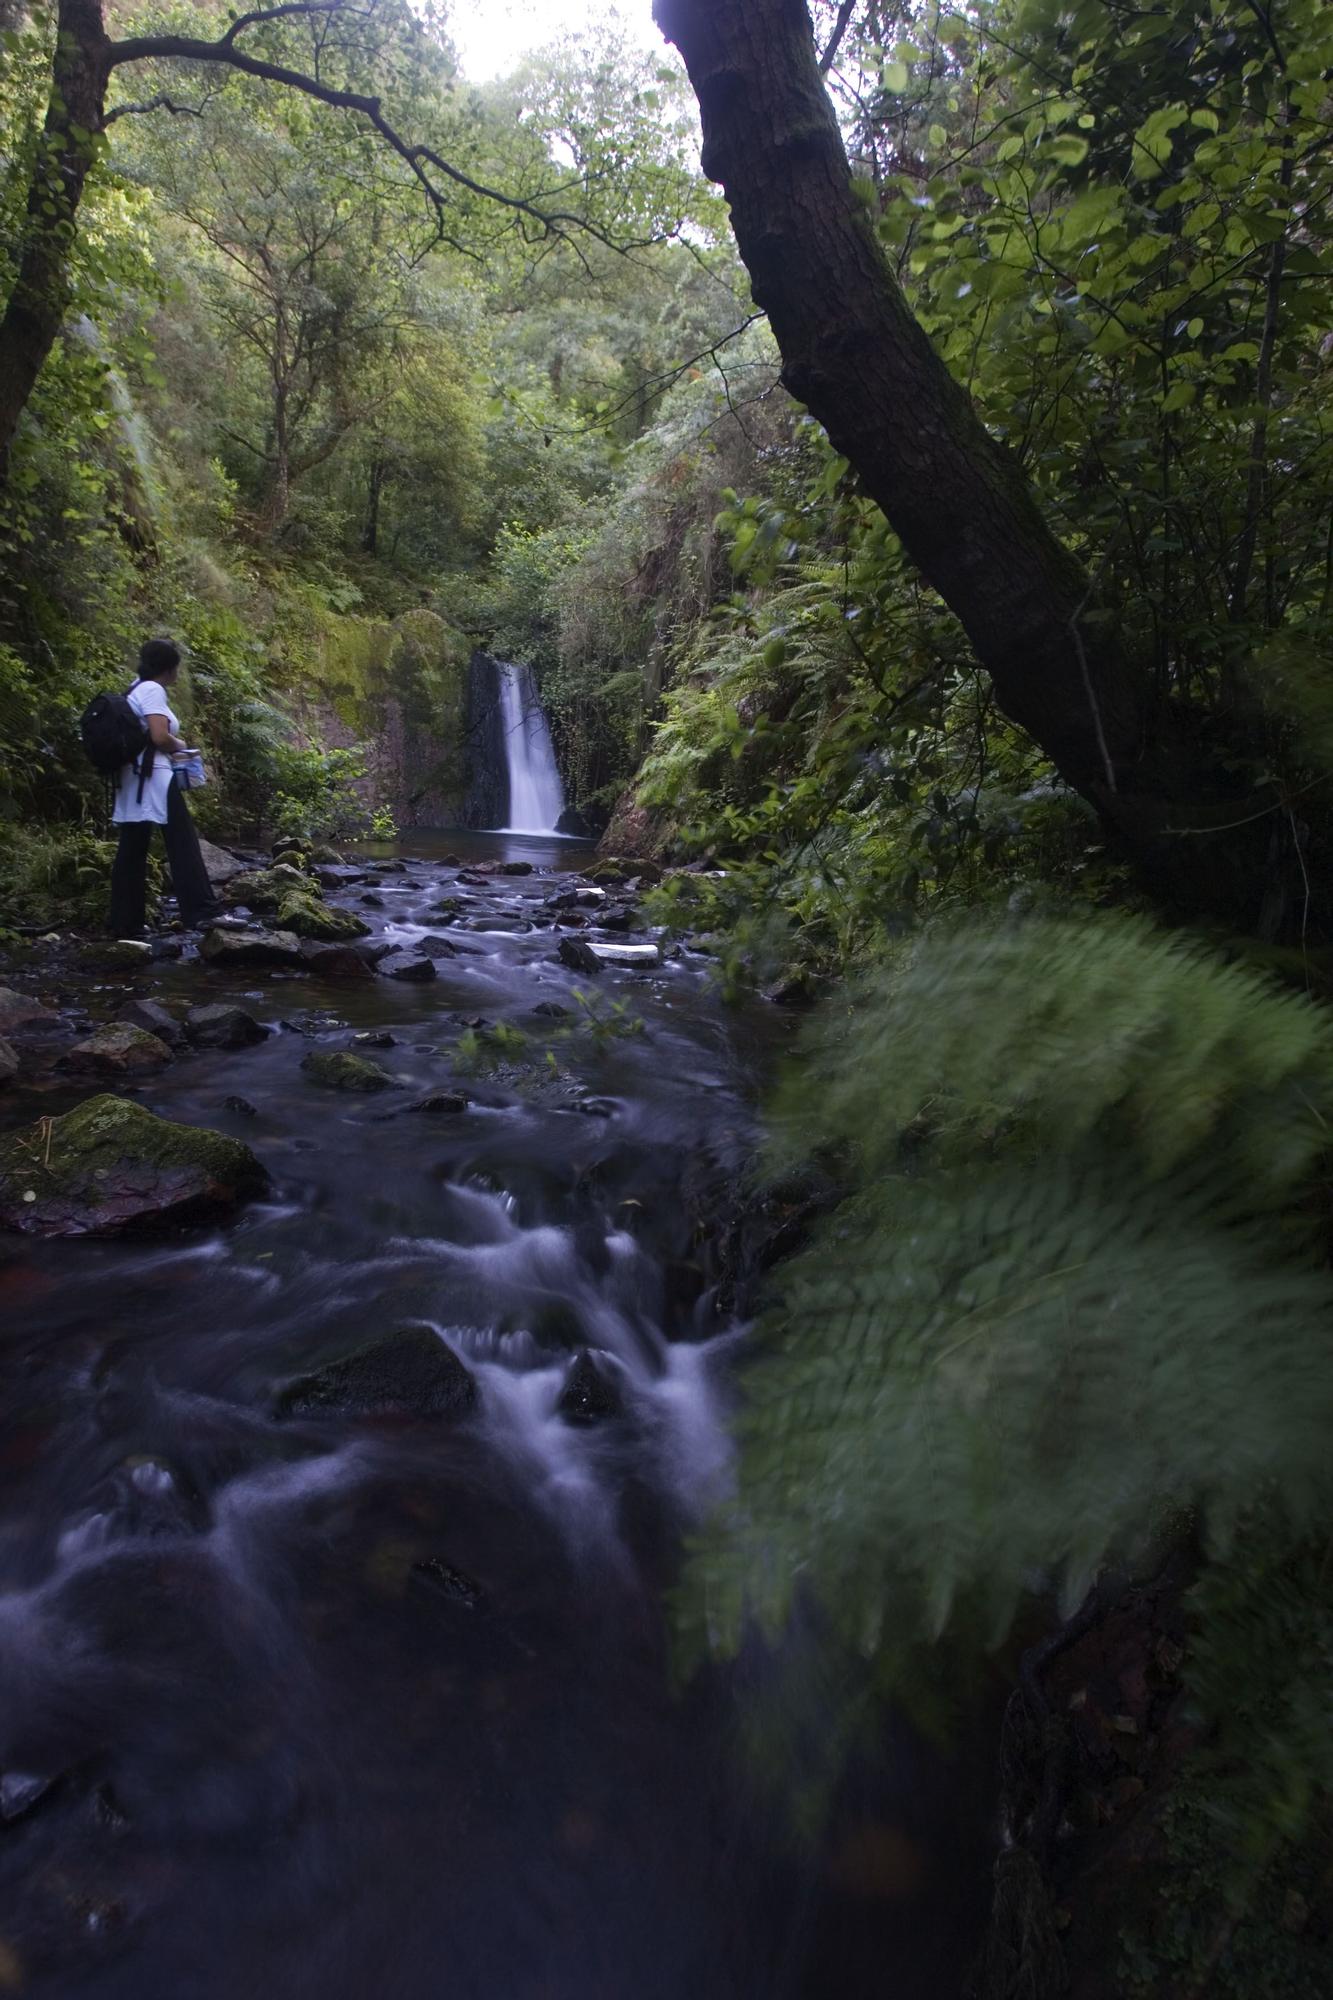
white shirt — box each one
[112,680,177,825]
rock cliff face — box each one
[294,609,472,827]
[461,650,509,829]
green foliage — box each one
[1119,1517,1333,1996]
[0,823,161,930]
[682,912,1333,1677]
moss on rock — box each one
[0,1093,267,1238]
[274,891,370,942]
[300,1050,391,1091]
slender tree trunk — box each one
[0,0,110,480]
[653,0,1246,899]
[259,385,291,534]
[1229,100,1293,627]
[362,452,384,555]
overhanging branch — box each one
[105,15,673,254]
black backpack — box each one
[80,691,149,777]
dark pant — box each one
[109,779,218,935]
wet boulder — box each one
[225,863,308,911]
[557,1350,623,1425]
[273,890,370,943]
[199,925,305,970]
[274,1323,476,1421]
[119,996,187,1048]
[557,938,602,975]
[413,935,459,958]
[301,941,376,980]
[0,1037,17,1086]
[299,1050,392,1091]
[583,856,663,886]
[0,1094,267,1238]
[499,860,534,875]
[408,1090,468,1115]
[384,954,437,983]
[359,891,386,908]
[78,938,153,972]
[185,1003,269,1050]
[65,1023,173,1076]
[196,838,251,889]
[549,886,607,910]
[0,987,59,1036]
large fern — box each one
[684,913,1333,1671]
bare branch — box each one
[105,24,673,255]
[103,93,205,124]
[818,0,858,74]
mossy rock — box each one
[78,939,154,972]
[275,892,370,942]
[273,1323,476,1421]
[300,1050,391,1091]
[0,1094,267,1238]
[227,864,309,912]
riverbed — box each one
[0,834,992,1997]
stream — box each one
[0,832,993,1997]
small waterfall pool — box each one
[495,661,565,833]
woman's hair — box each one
[139,637,182,681]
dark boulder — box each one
[302,942,376,980]
[558,1350,623,1425]
[119,997,187,1048]
[557,938,601,975]
[274,1324,476,1421]
[413,936,459,958]
[0,987,59,1036]
[186,1003,269,1050]
[408,1091,468,1115]
[65,1023,173,1076]
[199,925,305,970]
[555,806,595,838]
[385,955,437,983]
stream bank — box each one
[0,831,994,1998]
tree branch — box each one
[103,93,205,124]
[818,0,858,75]
[105,23,671,254]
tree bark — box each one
[653,0,1225,888]
[0,0,110,481]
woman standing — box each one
[108,638,220,937]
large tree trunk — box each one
[0,0,110,479]
[653,0,1256,904]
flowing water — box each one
[494,666,566,834]
[0,834,993,1997]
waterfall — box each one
[495,661,565,832]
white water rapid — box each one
[497,659,565,832]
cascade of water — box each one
[495,660,565,832]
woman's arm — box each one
[146,712,187,755]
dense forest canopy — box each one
[3,0,1333,1990]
